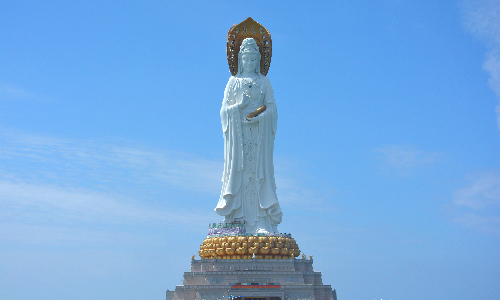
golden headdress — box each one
[227,17,272,76]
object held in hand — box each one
[247,105,266,119]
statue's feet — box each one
[246,216,277,234]
[256,228,270,234]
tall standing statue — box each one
[215,18,282,234]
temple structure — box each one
[166,17,337,300]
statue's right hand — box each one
[228,103,239,110]
[240,93,251,108]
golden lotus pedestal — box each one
[198,235,301,260]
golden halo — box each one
[227,17,272,76]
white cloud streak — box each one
[453,172,500,209]
[451,172,500,233]
[274,158,338,212]
[0,130,223,195]
[0,130,223,246]
[462,0,500,129]
[375,144,440,175]
[0,180,194,225]
[0,84,48,102]
[0,178,215,247]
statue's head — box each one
[238,38,261,75]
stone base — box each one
[167,258,337,300]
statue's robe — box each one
[216,74,282,232]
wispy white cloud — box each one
[453,172,500,209]
[462,0,500,129]
[375,144,440,176]
[0,178,215,248]
[0,129,223,195]
[274,158,338,212]
[450,172,500,233]
[0,84,47,102]
[452,211,500,231]
[0,130,223,246]
[0,180,201,225]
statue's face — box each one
[241,53,259,74]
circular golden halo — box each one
[227,17,272,76]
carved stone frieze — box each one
[286,292,311,300]
[199,293,225,300]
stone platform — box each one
[166,258,337,300]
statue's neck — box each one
[239,72,258,81]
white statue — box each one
[215,38,282,233]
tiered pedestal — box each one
[167,258,337,300]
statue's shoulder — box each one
[226,76,238,87]
[224,76,237,91]
[259,75,273,90]
[259,74,272,85]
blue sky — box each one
[1,1,499,300]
